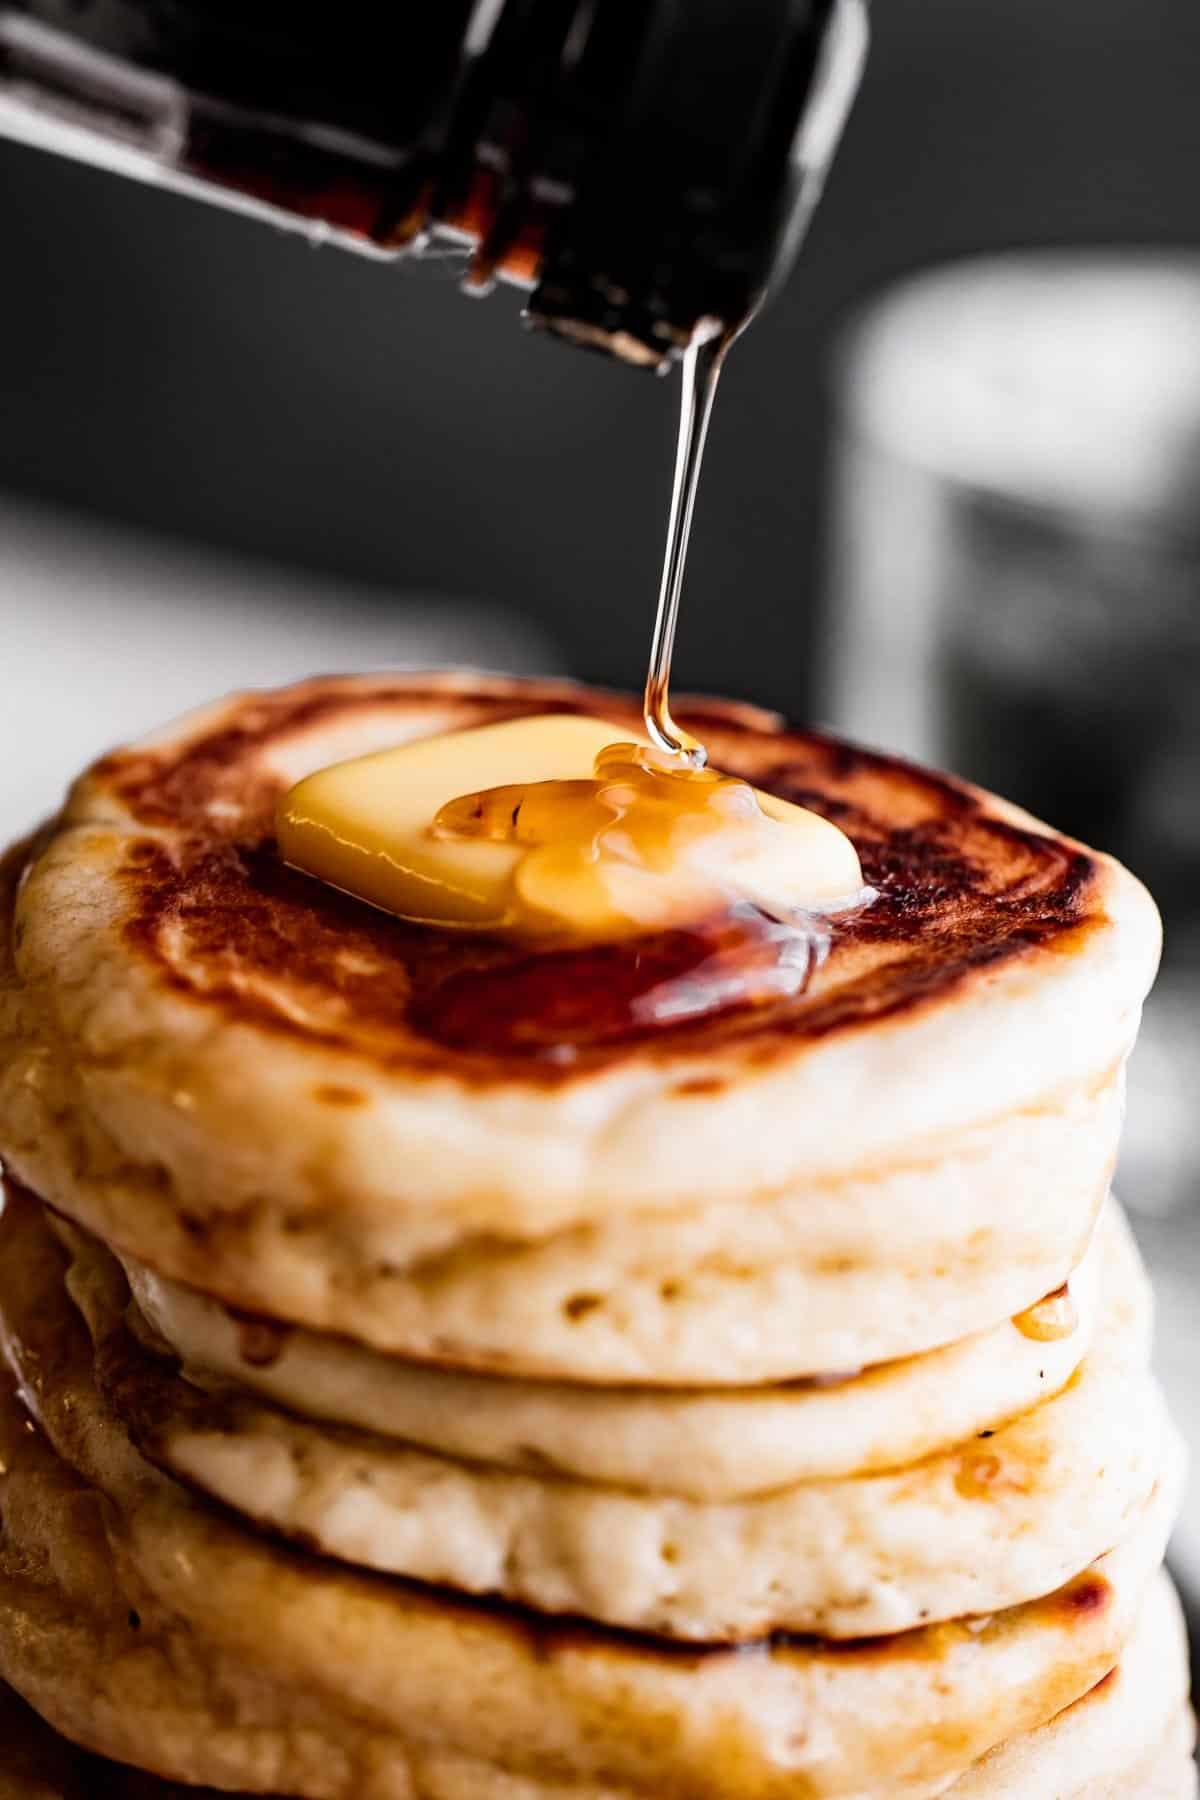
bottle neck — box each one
[506,0,869,366]
[0,0,867,367]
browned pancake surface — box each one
[82,675,1101,1081]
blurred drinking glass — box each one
[825,254,1200,1226]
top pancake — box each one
[0,674,1161,1379]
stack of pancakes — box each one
[0,673,1190,1798]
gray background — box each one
[2,0,1199,714]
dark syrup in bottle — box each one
[0,0,867,367]
[0,0,870,1049]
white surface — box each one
[0,497,559,837]
[826,254,1200,767]
[839,252,1200,525]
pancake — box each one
[1,1705,1194,1800]
[0,1194,1183,1800]
[0,674,1160,1382]
[0,1673,278,1798]
[121,1208,1102,1503]
[944,1573,1195,1798]
[52,1194,1166,1641]
[0,1584,1193,1800]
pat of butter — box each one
[276,715,864,940]
[278,716,621,930]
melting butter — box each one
[277,714,864,942]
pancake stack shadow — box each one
[0,673,1193,1798]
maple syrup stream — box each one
[643,320,739,766]
[419,321,848,1053]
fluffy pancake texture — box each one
[0,674,1160,1381]
[0,671,1187,1797]
[0,1579,1193,1800]
[0,1190,1185,1800]
[58,1198,1165,1641]
[123,1220,1103,1501]
[942,1570,1194,1798]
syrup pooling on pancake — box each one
[433,736,866,938]
[0,671,1182,1785]
[277,711,867,1032]
[2,677,1155,1387]
[96,679,1113,1076]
